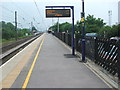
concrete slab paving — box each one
[1,34,44,88]
[12,33,110,88]
[28,34,110,88]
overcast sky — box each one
[0,0,119,31]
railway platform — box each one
[0,33,116,88]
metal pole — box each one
[52,18,53,31]
[72,6,75,55]
[31,22,33,31]
[58,17,59,32]
[15,11,18,41]
[81,0,86,62]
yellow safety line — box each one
[22,37,44,89]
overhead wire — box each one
[10,1,33,21]
[10,1,42,30]
[0,5,27,22]
[33,0,47,30]
[1,11,25,28]
[1,4,32,29]
[1,5,14,14]
[1,2,43,30]
[9,2,33,28]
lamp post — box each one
[81,0,86,62]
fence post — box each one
[115,40,120,87]
[62,33,64,41]
[64,33,65,42]
[58,33,59,39]
[94,37,98,63]
[65,33,67,44]
[60,33,62,40]
[75,34,78,51]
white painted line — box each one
[0,34,44,82]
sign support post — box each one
[71,6,75,55]
[46,6,75,55]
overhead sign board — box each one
[46,9,71,18]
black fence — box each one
[53,32,120,79]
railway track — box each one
[0,33,43,66]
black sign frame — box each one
[46,9,71,18]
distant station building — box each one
[118,1,120,24]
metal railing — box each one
[54,32,120,79]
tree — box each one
[1,21,31,40]
[49,15,120,38]
[32,26,37,33]
[99,26,112,38]
[111,24,120,37]
[17,28,31,37]
[60,22,72,33]
[117,24,120,36]
[49,22,72,33]
[85,15,106,33]
[74,20,82,35]
[2,21,16,40]
[98,24,120,38]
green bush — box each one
[0,21,31,40]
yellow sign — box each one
[81,17,84,22]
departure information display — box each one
[46,9,71,18]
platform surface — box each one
[11,33,110,88]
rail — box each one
[0,33,43,65]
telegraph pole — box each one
[15,11,18,41]
[81,0,86,62]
